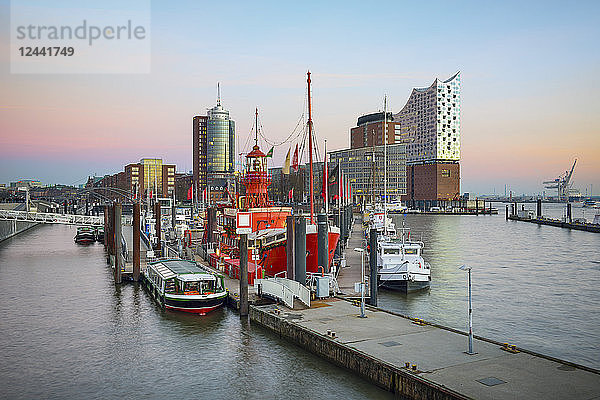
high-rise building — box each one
[192,92,235,204]
[393,72,461,201]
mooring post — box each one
[154,202,161,257]
[286,215,295,280]
[505,205,509,220]
[567,203,572,223]
[333,213,341,258]
[317,212,328,273]
[294,216,306,285]
[239,233,249,316]
[369,228,378,306]
[114,203,122,284]
[537,199,542,219]
[104,205,109,247]
[110,204,116,258]
[475,198,479,215]
[133,202,140,282]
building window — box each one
[441,169,451,177]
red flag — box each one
[291,144,299,172]
[187,185,193,200]
[288,188,294,199]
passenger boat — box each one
[143,259,228,314]
[74,226,96,244]
[376,222,431,293]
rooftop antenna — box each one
[217,82,221,106]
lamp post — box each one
[459,264,476,355]
[354,247,366,318]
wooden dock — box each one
[508,215,600,233]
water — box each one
[0,224,391,399]
[381,202,600,369]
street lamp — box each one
[459,264,476,355]
[354,247,366,318]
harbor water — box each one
[383,202,600,369]
[0,224,391,399]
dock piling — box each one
[239,233,249,316]
[294,216,306,285]
[114,202,122,284]
[317,213,328,273]
[369,228,377,306]
[133,202,140,282]
[286,215,295,280]
[154,202,161,257]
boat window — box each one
[383,248,400,255]
[165,279,177,294]
[276,234,285,241]
[183,281,200,293]
[404,248,417,255]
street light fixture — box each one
[459,264,476,355]
[354,247,366,318]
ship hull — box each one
[259,231,340,277]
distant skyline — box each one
[1,0,599,196]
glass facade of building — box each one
[330,143,406,203]
[394,72,461,165]
[207,103,235,174]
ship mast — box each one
[384,95,388,233]
[255,107,259,146]
[307,71,314,224]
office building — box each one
[192,93,236,204]
[330,144,406,204]
[350,112,400,149]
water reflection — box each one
[380,204,600,368]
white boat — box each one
[376,222,431,293]
[387,202,408,214]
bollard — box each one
[294,216,306,285]
[239,234,249,317]
[369,228,378,306]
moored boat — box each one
[376,221,431,293]
[74,226,96,244]
[143,259,228,314]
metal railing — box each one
[0,209,104,226]
[255,278,295,308]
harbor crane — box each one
[543,159,578,202]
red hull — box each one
[260,231,340,277]
[165,304,222,315]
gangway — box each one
[0,209,104,227]
[255,277,311,308]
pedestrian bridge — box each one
[0,209,104,227]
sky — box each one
[1,0,599,196]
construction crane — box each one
[543,159,578,202]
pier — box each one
[208,213,600,399]
[506,201,600,233]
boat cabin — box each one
[145,259,225,296]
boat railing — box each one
[274,271,287,278]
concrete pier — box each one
[250,299,600,399]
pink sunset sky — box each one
[1,0,599,196]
